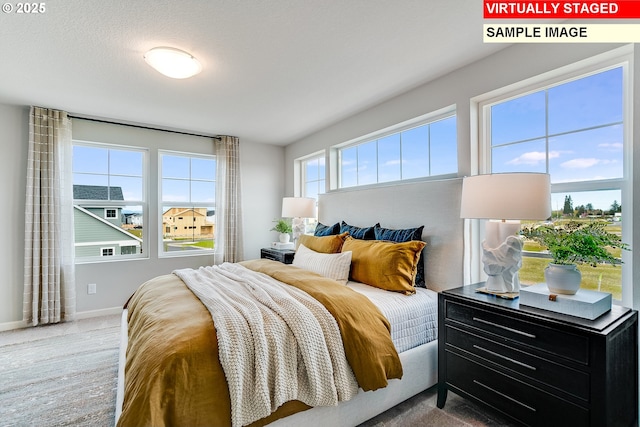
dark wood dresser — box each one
[438,283,638,427]
[260,247,295,264]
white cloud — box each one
[598,142,623,151]
[560,158,609,169]
[506,150,560,165]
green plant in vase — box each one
[271,218,293,243]
[520,221,629,295]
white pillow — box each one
[292,243,352,285]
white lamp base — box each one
[482,221,523,293]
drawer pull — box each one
[473,380,537,413]
[473,345,537,371]
[472,317,537,339]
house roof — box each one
[73,185,124,201]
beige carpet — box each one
[0,314,518,427]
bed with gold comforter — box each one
[117,259,404,427]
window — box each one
[160,151,216,256]
[301,153,326,200]
[101,247,114,257]
[72,142,146,261]
[338,111,457,188]
[481,63,629,301]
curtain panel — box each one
[214,135,244,263]
[23,106,76,326]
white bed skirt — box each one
[115,309,438,427]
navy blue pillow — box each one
[314,222,340,236]
[374,224,426,288]
[340,221,378,240]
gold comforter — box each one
[118,259,402,427]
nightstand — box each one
[260,248,295,264]
[437,283,638,427]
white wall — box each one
[0,104,29,325]
[0,111,284,325]
[285,42,640,309]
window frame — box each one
[474,48,633,305]
[158,149,217,258]
[72,140,148,264]
[334,106,457,190]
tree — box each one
[585,203,593,215]
[563,195,573,216]
[610,200,621,214]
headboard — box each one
[318,178,463,292]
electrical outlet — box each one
[87,283,97,295]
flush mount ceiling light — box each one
[144,47,202,79]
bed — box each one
[115,178,464,427]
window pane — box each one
[338,113,458,189]
[430,116,457,176]
[548,68,623,135]
[378,134,400,183]
[491,91,545,146]
[162,206,215,252]
[357,141,377,186]
[162,155,189,179]
[341,147,357,188]
[162,179,189,202]
[306,158,319,181]
[110,150,143,176]
[491,139,547,173]
[73,146,108,174]
[191,181,215,203]
[110,176,143,201]
[549,126,623,183]
[191,157,215,181]
[401,125,429,179]
[305,182,319,201]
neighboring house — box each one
[162,207,215,239]
[73,185,143,257]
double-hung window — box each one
[338,109,457,188]
[479,60,630,301]
[159,151,216,256]
[72,142,146,261]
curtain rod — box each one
[68,115,222,141]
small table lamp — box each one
[281,197,317,245]
[460,173,551,293]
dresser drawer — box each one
[444,300,590,364]
[445,324,590,401]
[446,352,589,427]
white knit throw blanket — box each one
[174,263,359,427]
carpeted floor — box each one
[0,314,519,427]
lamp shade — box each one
[144,47,202,79]
[460,173,551,220]
[281,197,316,218]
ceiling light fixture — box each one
[144,47,202,79]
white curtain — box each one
[214,135,244,263]
[23,106,76,326]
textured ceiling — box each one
[0,0,506,145]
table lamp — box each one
[281,197,317,245]
[460,173,551,293]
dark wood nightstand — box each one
[260,248,295,264]
[438,283,638,427]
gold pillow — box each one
[342,236,426,295]
[297,232,349,253]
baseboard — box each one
[75,306,123,320]
[0,319,28,332]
